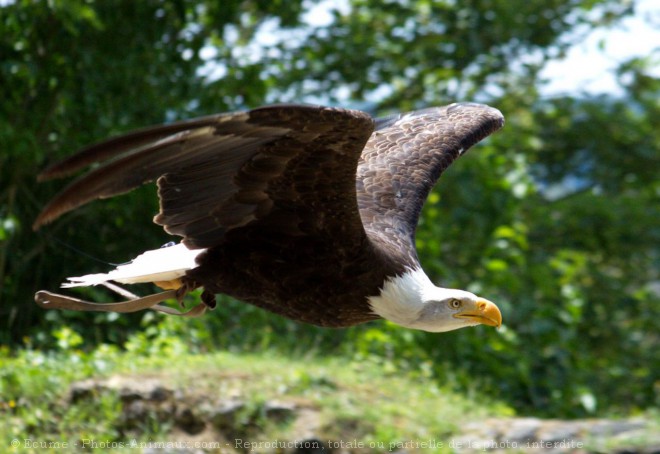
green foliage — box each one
[0,332,123,446]
[0,335,514,451]
[1,0,657,419]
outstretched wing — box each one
[34,105,375,250]
[357,103,504,262]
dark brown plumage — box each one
[34,103,504,330]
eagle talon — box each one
[201,290,217,309]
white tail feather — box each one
[62,243,206,288]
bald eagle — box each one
[34,103,504,332]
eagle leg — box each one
[34,289,178,313]
[34,288,208,318]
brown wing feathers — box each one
[34,103,502,254]
[32,120,287,230]
[163,105,376,248]
[37,113,233,181]
[34,105,376,252]
[358,103,504,244]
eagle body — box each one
[34,103,504,332]
[189,231,394,326]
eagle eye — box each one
[448,298,462,309]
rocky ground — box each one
[68,376,660,454]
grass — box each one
[1,327,514,453]
[4,324,657,453]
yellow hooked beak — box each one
[453,298,502,328]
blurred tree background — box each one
[1,0,658,418]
